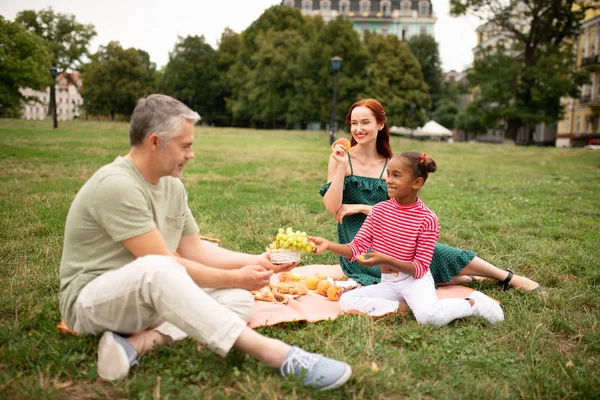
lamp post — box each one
[49,66,58,129]
[329,56,343,145]
[409,103,416,137]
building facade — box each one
[556,7,600,147]
[20,71,83,121]
[281,0,436,40]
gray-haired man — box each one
[59,94,352,389]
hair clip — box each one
[419,153,427,163]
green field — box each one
[1,119,599,399]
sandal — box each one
[499,269,514,291]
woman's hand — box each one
[331,143,350,166]
[308,236,329,254]
[335,204,372,224]
[356,252,390,268]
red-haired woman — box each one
[320,99,544,292]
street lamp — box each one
[329,56,343,145]
[409,103,416,137]
[49,66,58,129]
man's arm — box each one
[177,234,297,273]
[122,229,272,290]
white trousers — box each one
[72,255,253,357]
[339,271,474,326]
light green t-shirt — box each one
[59,156,199,327]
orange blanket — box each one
[58,264,481,333]
[248,264,477,328]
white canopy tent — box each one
[414,121,453,137]
[389,126,412,135]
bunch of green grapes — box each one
[268,227,315,253]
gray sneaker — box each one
[279,346,352,390]
[469,291,505,324]
[97,331,139,381]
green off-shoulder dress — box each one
[319,155,476,286]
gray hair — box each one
[129,94,201,147]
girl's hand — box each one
[330,143,350,165]
[335,204,372,224]
[357,252,389,267]
[308,236,329,254]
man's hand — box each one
[356,252,390,267]
[234,264,274,291]
[308,236,329,254]
[256,252,298,273]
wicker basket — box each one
[268,249,302,264]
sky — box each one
[0,0,482,73]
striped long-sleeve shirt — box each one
[347,198,440,279]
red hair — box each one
[345,99,392,158]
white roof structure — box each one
[414,121,453,137]
[389,126,412,135]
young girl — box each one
[310,152,504,325]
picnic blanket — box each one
[58,264,482,334]
[248,264,478,328]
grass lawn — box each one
[1,119,599,399]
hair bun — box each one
[424,157,437,174]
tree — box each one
[450,0,594,142]
[228,6,312,126]
[432,77,469,130]
[215,28,242,125]
[362,32,431,128]
[81,42,156,120]
[159,35,221,123]
[290,16,368,128]
[0,16,52,117]
[15,7,96,74]
[407,34,443,113]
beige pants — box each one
[72,255,253,357]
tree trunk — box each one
[505,118,522,141]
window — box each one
[382,24,388,36]
[341,1,349,15]
[420,25,426,35]
[284,1,293,7]
[420,2,428,15]
[576,116,580,133]
[362,1,370,14]
[381,1,391,16]
[303,1,311,11]
[322,1,329,11]
[403,1,410,11]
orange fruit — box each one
[334,137,351,151]
[327,285,343,301]
[294,283,308,295]
[278,272,294,282]
[317,280,331,296]
[305,275,320,290]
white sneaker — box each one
[97,331,138,381]
[469,291,504,324]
